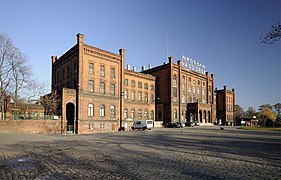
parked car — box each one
[164,122,181,128]
[185,121,194,127]
[131,120,154,130]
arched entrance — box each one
[199,110,202,123]
[66,103,75,134]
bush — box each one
[265,119,274,127]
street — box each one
[0,126,280,179]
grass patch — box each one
[239,126,281,131]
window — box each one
[188,85,191,93]
[158,110,162,120]
[193,86,196,94]
[131,90,135,100]
[89,123,93,130]
[138,92,142,101]
[57,71,60,83]
[100,65,105,76]
[131,80,135,87]
[124,109,128,118]
[150,110,154,120]
[173,75,177,86]
[67,66,70,78]
[144,93,148,102]
[150,94,154,103]
[89,63,94,75]
[100,82,105,93]
[131,109,135,118]
[144,110,148,119]
[88,104,94,116]
[110,84,115,95]
[62,69,65,80]
[110,68,115,79]
[110,105,115,118]
[144,83,148,90]
[173,87,177,97]
[88,80,94,92]
[197,87,200,94]
[202,89,205,95]
[193,80,196,84]
[74,61,77,74]
[182,95,185,103]
[173,110,177,119]
[150,84,154,90]
[99,105,105,117]
[124,90,128,100]
[138,82,142,88]
[188,77,191,82]
[138,109,142,119]
[100,123,105,129]
[124,78,128,86]
[198,80,200,85]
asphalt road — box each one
[0,126,280,179]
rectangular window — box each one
[124,109,128,118]
[67,66,70,78]
[89,63,94,75]
[144,93,148,102]
[131,80,135,87]
[100,65,105,77]
[124,78,128,86]
[131,91,135,101]
[88,80,94,92]
[110,68,115,79]
[124,90,128,100]
[110,84,115,95]
[100,82,105,93]
[150,84,154,91]
[100,123,105,129]
[173,87,177,97]
[138,82,142,88]
[144,83,148,90]
[150,94,154,103]
[131,109,135,118]
[138,92,142,101]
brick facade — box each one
[215,86,235,125]
[52,34,155,134]
[142,57,216,126]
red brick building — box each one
[51,34,155,134]
[215,86,235,125]
[142,57,216,126]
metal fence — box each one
[10,113,61,120]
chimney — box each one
[205,72,209,76]
[133,66,136,72]
[168,56,173,64]
[224,85,227,90]
[51,56,57,63]
[148,64,152,69]
[141,66,145,71]
[127,64,130,70]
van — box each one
[131,120,153,130]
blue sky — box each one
[1,0,280,110]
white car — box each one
[131,120,153,130]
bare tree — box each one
[260,23,281,44]
[40,90,59,115]
[8,47,32,108]
[0,33,14,119]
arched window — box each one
[131,90,135,100]
[99,105,105,117]
[110,105,115,118]
[88,104,94,116]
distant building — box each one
[215,86,235,125]
[142,57,216,125]
[51,34,155,134]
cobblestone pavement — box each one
[0,126,280,180]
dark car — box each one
[164,122,181,128]
[185,122,194,127]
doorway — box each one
[66,103,75,134]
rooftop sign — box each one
[181,55,206,74]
